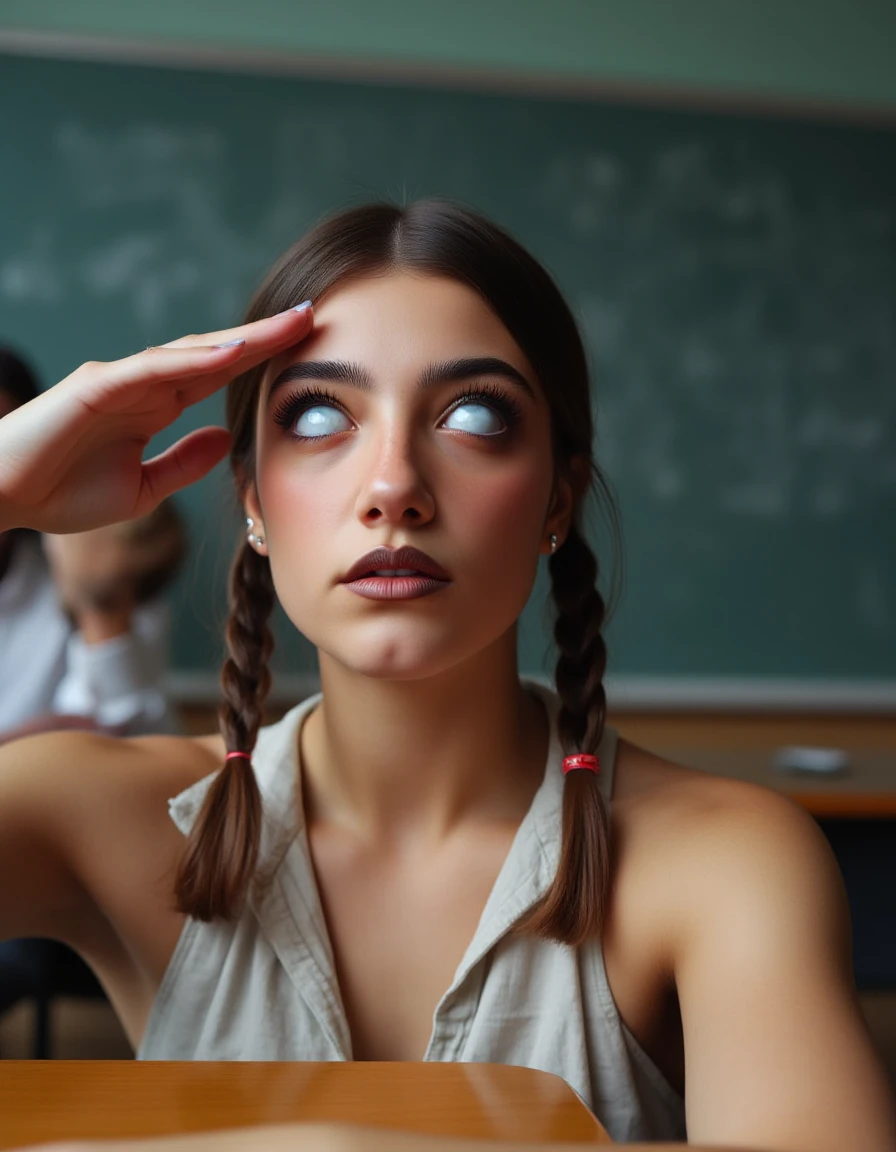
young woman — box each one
[0,201,893,1152]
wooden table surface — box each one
[0,1061,611,1149]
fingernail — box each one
[277,300,312,316]
[213,338,246,349]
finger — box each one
[137,426,233,513]
[67,339,249,407]
[177,302,316,385]
[161,305,318,408]
[158,302,313,354]
[93,304,315,405]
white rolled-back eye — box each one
[443,403,503,436]
[296,406,351,437]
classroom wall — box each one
[2,0,896,112]
[2,2,893,708]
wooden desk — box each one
[613,712,895,819]
[665,747,896,818]
[0,1061,611,1149]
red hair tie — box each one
[225,751,252,764]
[562,753,600,776]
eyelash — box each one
[271,382,524,441]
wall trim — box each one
[1,27,894,124]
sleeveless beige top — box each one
[138,679,686,1144]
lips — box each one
[341,545,450,584]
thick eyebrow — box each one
[267,356,536,401]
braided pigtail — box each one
[517,523,612,947]
[174,542,275,921]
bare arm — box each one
[671,786,896,1151]
[0,731,108,946]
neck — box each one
[300,635,549,848]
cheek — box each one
[257,462,341,623]
[256,454,345,544]
[454,461,551,552]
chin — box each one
[328,646,455,682]
[297,606,522,683]
[316,627,486,683]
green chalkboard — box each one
[1,51,894,687]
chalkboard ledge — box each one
[165,672,896,714]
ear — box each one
[242,481,267,555]
[243,480,263,526]
[542,456,589,553]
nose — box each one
[354,422,435,529]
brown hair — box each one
[174,200,621,946]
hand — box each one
[0,305,313,534]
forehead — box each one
[263,271,537,391]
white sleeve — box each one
[51,600,180,735]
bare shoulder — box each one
[607,738,847,970]
[59,729,223,880]
[612,737,839,905]
[0,724,223,818]
[0,726,221,948]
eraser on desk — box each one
[771,746,850,776]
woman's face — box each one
[247,271,572,681]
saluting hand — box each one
[0,304,313,534]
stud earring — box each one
[246,517,265,549]
[549,533,558,554]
